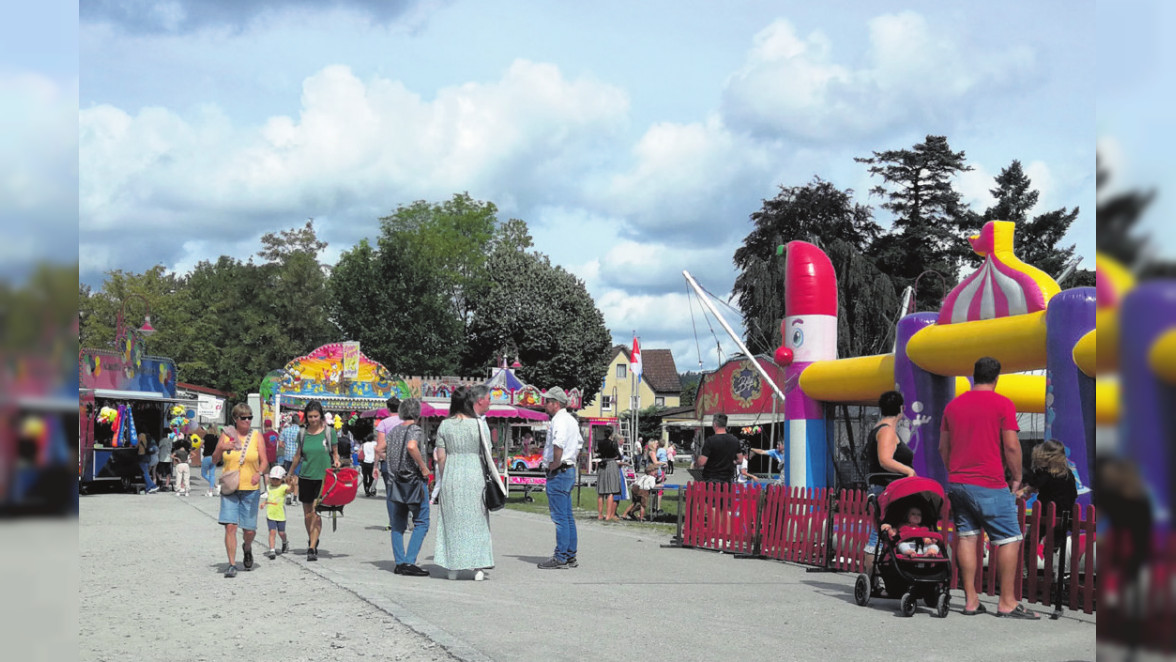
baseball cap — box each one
[269,466,287,479]
[542,386,569,404]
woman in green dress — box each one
[433,385,497,580]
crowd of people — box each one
[132,354,1064,626]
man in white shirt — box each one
[538,387,582,569]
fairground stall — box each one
[79,302,197,493]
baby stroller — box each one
[854,476,953,617]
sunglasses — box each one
[238,416,253,421]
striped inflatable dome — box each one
[938,221,1060,324]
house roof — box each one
[176,381,235,399]
[609,345,681,394]
[641,349,681,394]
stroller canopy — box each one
[879,477,945,521]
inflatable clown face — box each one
[775,241,839,367]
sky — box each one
[73,0,1111,375]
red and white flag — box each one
[631,336,643,383]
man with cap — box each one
[538,386,582,569]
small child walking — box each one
[260,466,291,559]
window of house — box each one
[601,395,612,410]
[655,396,665,407]
[616,364,627,379]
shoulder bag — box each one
[218,430,254,495]
[477,420,506,512]
[388,425,426,505]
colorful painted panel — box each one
[694,356,786,416]
[275,343,397,399]
[79,348,178,398]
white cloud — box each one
[600,115,775,243]
[79,60,631,280]
[722,13,1037,142]
[0,71,79,273]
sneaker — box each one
[566,557,579,568]
[243,549,254,570]
[537,557,567,570]
[147,487,159,494]
[266,549,276,560]
[280,540,289,554]
[402,564,430,577]
[307,548,317,562]
[393,564,406,575]
[224,565,238,578]
[473,570,485,581]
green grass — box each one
[504,484,681,537]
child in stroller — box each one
[881,505,943,558]
[855,476,953,617]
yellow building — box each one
[582,345,682,419]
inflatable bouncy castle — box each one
[769,221,1096,501]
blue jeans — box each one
[201,457,216,488]
[545,468,577,562]
[388,491,431,565]
[139,460,157,491]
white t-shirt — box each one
[362,440,376,463]
[633,474,657,491]
[735,458,751,484]
[543,408,581,468]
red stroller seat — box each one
[316,467,360,531]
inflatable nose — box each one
[774,345,794,367]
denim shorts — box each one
[266,518,286,532]
[947,482,1023,546]
[218,489,261,530]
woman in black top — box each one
[595,428,622,521]
[864,390,916,577]
[1018,440,1078,540]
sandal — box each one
[995,604,1040,619]
[962,603,987,616]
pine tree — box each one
[979,159,1088,284]
[856,135,974,310]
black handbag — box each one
[477,421,506,512]
[388,424,426,505]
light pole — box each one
[115,293,156,352]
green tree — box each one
[618,403,667,443]
[1096,154,1155,269]
[257,219,328,263]
[79,265,190,359]
[678,372,701,408]
[379,193,502,335]
[979,159,1093,285]
[464,245,611,400]
[857,135,974,309]
[329,235,464,376]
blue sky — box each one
[71,0,1111,372]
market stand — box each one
[79,345,195,493]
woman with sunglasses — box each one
[212,403,268,578]
[289,400,340,561]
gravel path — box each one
[80,488,458,662]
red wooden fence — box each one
[683,484,1099,613]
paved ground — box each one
[80,474,1096,662]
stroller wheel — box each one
[854,574,871,607]
[900,592,917,617]
[936,592,950,618]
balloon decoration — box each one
[168,404,191,433]
[740,426,763,436]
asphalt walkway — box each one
[80,475,1096,662]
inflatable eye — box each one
[791,327,805,348]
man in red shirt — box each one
[940,357,1039,619]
